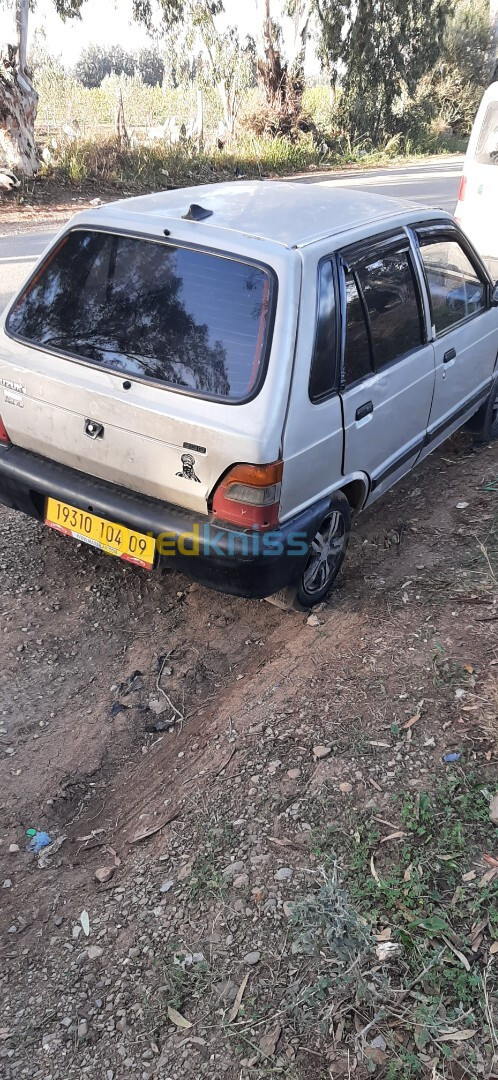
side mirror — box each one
[492,282,498,305]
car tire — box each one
[295,492,351,608]
[471,376,498,443]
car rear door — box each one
[413,224,497,454]
[338,231,435,501]
[456,95,498,273]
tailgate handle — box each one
[355,401,373,421]
[443,348,456,363]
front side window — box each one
[7,230,273,402]
[344,272,372,386]
[356,250,423,366]
[418,235,487,335]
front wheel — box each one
[295,493,351,608]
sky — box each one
[0,0,284,66]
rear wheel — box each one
[471,377,498,443]
[295,493,351,608]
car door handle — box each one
[355,401,373,421]
[443,348,456,363]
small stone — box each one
[77,1019,88,1039]
[148,697,169,717]
[2,879,12,889]
[95,866,115,884]
[287,768,301,780]
[60,1017,72,1028]
[275,867,293,882]
[283,901,295,918]
[232,873,249,889]
[86,945,103,960]
[9,844,19,854]
[313,745,331,760]
[160,879,174,893]
[222,861,244,879]
[306,614,320,627]
[339,782,353,794]
[243,950,261,965]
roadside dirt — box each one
[1,431,497,1080]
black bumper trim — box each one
[0,445,329,599]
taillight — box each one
[0,415,10,445]
[458,175,467,203]
[212,461,283,529]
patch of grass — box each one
[34,132,465,198]
[294,770,497,1071]
[186,822,236,901]
[187,853,228,901]
[141,944,210,1033]
[430,642,474,690]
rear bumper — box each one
[0,444,328,599]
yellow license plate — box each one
[45,498,156,571]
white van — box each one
[455,81,498,278]
[0,181,497,608]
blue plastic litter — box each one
[443,752,461,763]
[26,830,52,853]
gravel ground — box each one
[1,430,497,1080]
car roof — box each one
[89,179,420,250]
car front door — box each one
[338,233,435,502]
[413,224,497,453]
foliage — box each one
[411,0,495,136]
[180,1,256,132]
[315,0,451,141]
[135,47,165,87]
[13,0,496,180]
[73,44,165,88]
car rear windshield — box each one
[475,101,498,165]
[7,229,273,401]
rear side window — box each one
[7,230,273,402]
[309,259,337,401]
[356,250,423,366]
[344,272,372,385]
[475,102,498,165]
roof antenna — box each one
[182,203,213,222]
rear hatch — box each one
[459,98,498,265]
[1,226,286,515]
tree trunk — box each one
[115,89,129,148]
[0,0,39,176]
[490,0,498,82]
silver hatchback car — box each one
[0,181,497,607]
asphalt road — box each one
[0,156,464,313]
[0,229,58,314]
